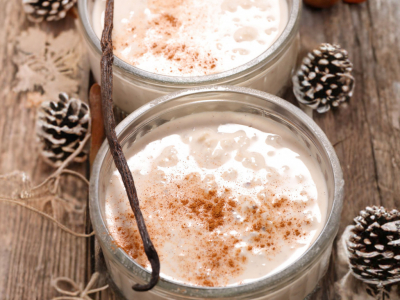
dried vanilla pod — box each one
[347,206,400,299]
[100,0,160,291]
[22,0,76,22]
[293,43,355,113]
[37,92,91,168]
[303,0,339,8]
[344,0,367,3]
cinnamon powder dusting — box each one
[113,0,219,75]
[108,172,313,286]
[102,112,327,287]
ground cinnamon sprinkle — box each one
[179,174,230,231]
[113,1,220,75]
[108,171,314,286]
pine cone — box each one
[293,43,355,113]
[347,206,400,298]
[22,0,76,22]
[37,93,91,168]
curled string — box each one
[0,197,94,238]
[51,272,108,300]
[0,134,94,238]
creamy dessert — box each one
[92,0,288,76]
[105,111,328,287]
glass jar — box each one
[90,86,344,300]
[78,0,301,113]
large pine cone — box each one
[293,43,355,113]
[22,0,76,22]
[37,93,91,168]
[348,206,400,298]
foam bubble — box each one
[265,27,278,35]
[234,26,258,43]
[233,48,250,55]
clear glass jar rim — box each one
[78,0,302,85]
[90,85,344,298]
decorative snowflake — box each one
[13,27,88,104]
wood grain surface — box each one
[1,1,400,299]
[0,1,89,300]
[295,2,400,299]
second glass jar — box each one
[78,0,301,113]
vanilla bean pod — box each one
[100,0,160,291]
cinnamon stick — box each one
[89,83,105,168]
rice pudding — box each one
[105,111,327,287]
[92,0,288,76]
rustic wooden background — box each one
[1,0,399,299]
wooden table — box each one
[1,1,399,299]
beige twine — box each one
[0,135,107,296]
[0,134,94,238]
[51,272,109,300]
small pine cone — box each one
[37,93,91,168]
[22,0,76,22]
[347,206,400,298]
[293,43,355,113]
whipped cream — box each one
[105,111,328,287]
[93,0,288,76]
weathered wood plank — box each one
[294,1,400,299]
[2,0,400,299]
[0,1,89,300]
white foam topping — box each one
[93,0,288,76]
[105,111,328,287]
